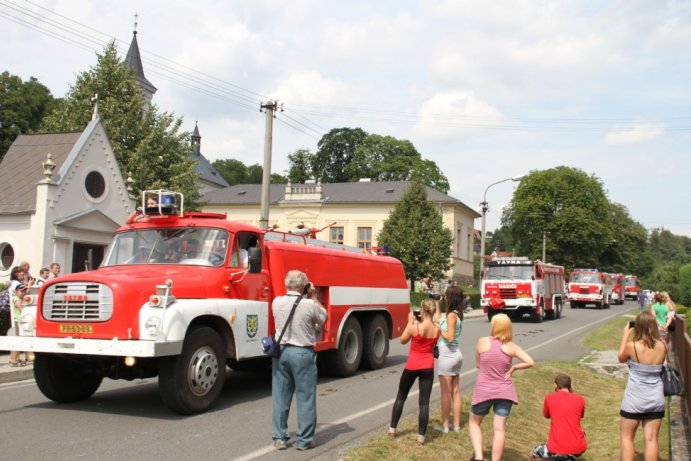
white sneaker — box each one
[434,424,449,433]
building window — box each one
[85,170,106,199]
[0,243,14,270]
[357,227,372,251]
[330,226,344,244]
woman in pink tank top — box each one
[468,313,534,461]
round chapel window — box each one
[85,171,106,199]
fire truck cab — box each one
[568,268,612,309]
[0,190,410,414]
[480,257,565,323]
[624,275,640,301]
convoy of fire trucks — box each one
[0,191,410,414]
[480,257,566,322]
[567,268,613,309]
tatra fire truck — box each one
[0,191,410,414]
[568,268,612,309]
[624,275,640,301]
[480,257,566,323]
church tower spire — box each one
[191,122,201,156]
[125,14,157,107]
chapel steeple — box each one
[125,14,157,107]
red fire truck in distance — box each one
[568,268,613,309]
[480,257,566,323]
[0,190,410,415]
[609,273,625,305]
[624,275,640,300]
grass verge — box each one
[341,312,670,461]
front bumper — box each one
[0,336,182,357]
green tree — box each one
[598,202,652,275]
[346,134,450,192]
[377,182,453,290]
[678,263,691,306]
[312,127,368,182]
[644,261,681,301]
[502,166,612,271]
[41,42,200,206]
[0,71,56,160]
[211,158,287,185]
[286,148,314,183]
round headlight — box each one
[145,317,161,336]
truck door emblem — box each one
[246,314,258,338]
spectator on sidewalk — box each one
[637,291,645,311]
[531,373,587,460]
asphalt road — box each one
[0,303,634,461]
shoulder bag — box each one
[661,344,683,396]
[262,295,303,358]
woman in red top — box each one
[388,299,440,445]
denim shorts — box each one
[470,399,513,417]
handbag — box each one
[262,295,303,358]
[661,345,683,396]
[433,345,439,359]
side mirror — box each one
[248,247,262,273]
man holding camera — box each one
[271,270,327,451]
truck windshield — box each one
[103,228,230,267]
[570,273,599,283]
[484,265,533,280]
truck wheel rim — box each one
[372,327,385,357]
[344,332,359,363]
[187,346,219,396]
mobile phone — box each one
[628,320,635,328]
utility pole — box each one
[259,101,280,229]
[542,231,550,262]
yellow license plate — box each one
[59,324,93,334]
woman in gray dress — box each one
[617,311,666,461]
[434,284,463,433]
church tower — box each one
[125,17,157,109]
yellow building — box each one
[202,180,480,285]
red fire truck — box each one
[609,273,625,305]
[0,191,410,414]
[480,257,566,323]
[624,275,640,300]
[568,268,612,309]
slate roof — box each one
[125,31,156,92]
[203,181,480,216]
[192,152,230,188]
[0,131,82,214]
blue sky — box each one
[2,0,690,236]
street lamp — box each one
[479,175,525,264]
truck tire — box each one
[360,315,389,370]
[34,353,103,403]
[531,301,545,323]
[159,326,226,415]
[555,299,562,319]
[318,316,363,377]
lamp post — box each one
[479,175,525,265]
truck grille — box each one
[43,283,114,321]
[499,288,517,298]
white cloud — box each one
[413,90,506,140]
[605,122,664,145]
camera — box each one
[303,282,313,295]
[413,309,422,321]
[428,291,441,301]
[628,320,635,328]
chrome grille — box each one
[43,283,114,321]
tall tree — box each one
[377,182,453,290]
[286,148,313,183]
[502,166,612,271]
[211,158,287,185]
[0,71,55,160]
[41,42,200,206]
[312,127,368,182]
[598,202,652,275]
